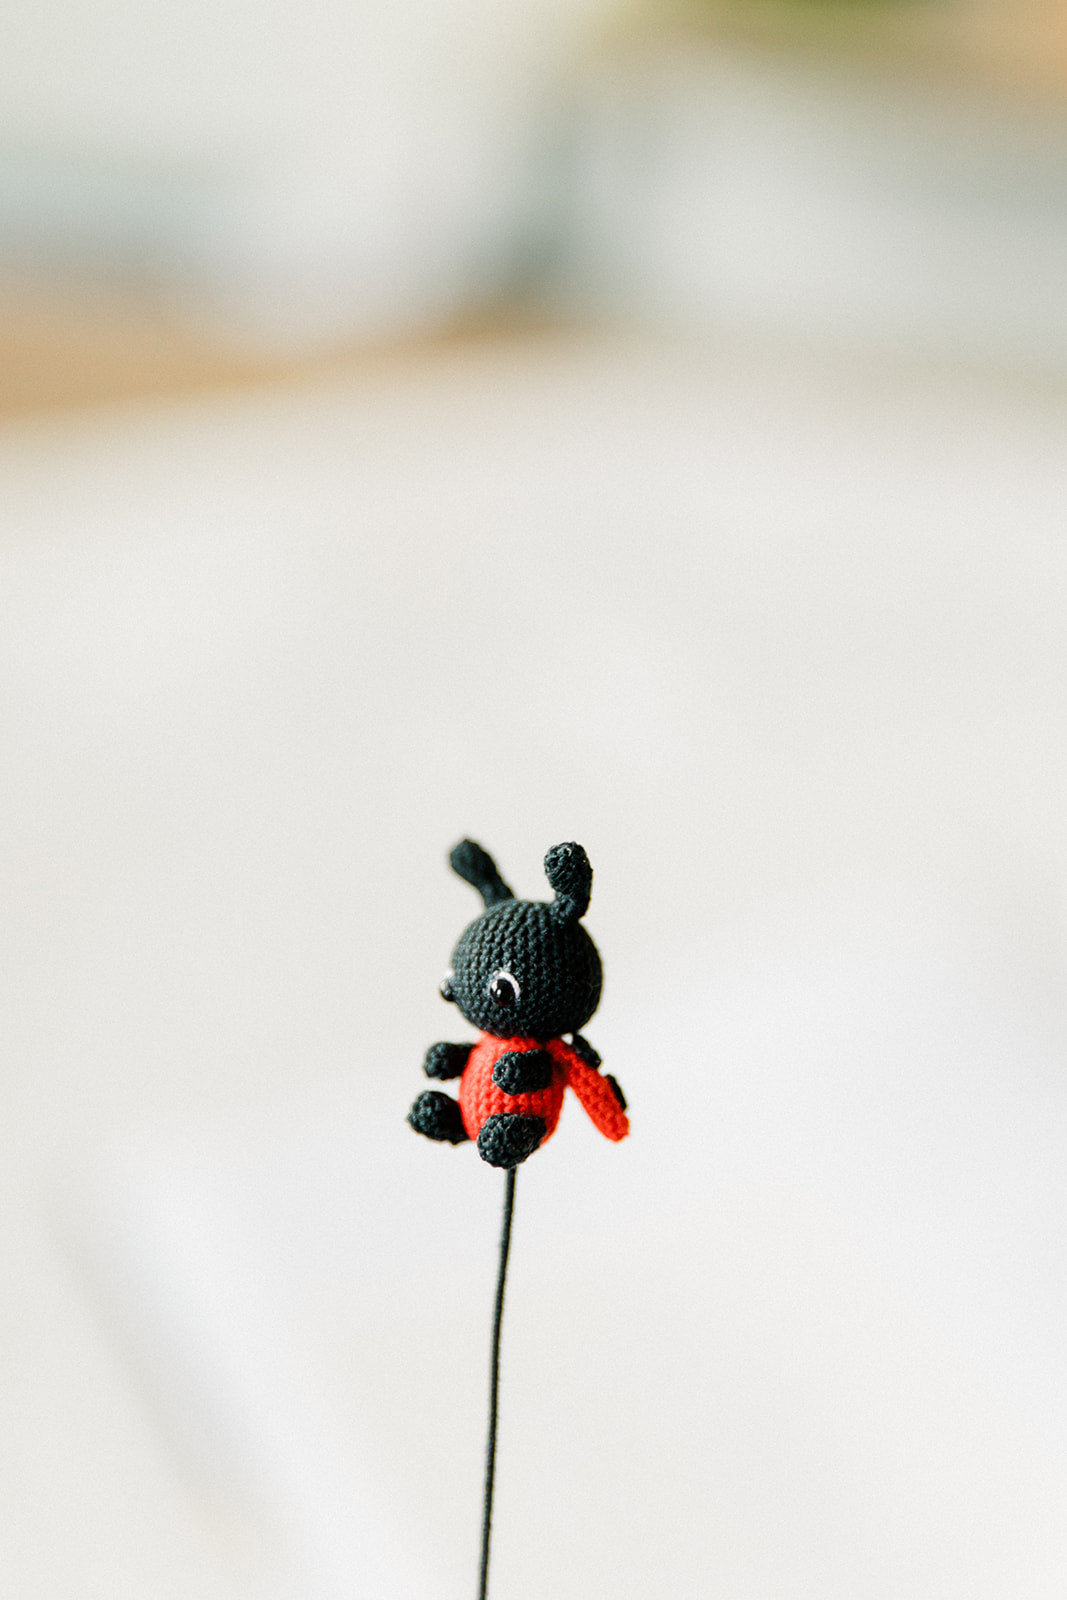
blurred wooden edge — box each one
[607,0,1067,102]
[0,281,553,418]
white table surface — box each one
[3,331,1067,1598]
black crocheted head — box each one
[441,840,602,1041]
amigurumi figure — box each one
[407,840,630,1169]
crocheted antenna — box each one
[450,838,514,907]
[544,841,592,923]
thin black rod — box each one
[479,1165,516,1600]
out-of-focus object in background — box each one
[0,0,608,355]
[556,0,1067,373]
[3,0,1067,399]
[966,0,1067,90]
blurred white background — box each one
[3,2,1067,1598]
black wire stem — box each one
[478,1165,516,1600]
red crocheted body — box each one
[458,1034,630,1146]
[458,1035,566,1143]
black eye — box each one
[439,971,455,1001]
[488,970,520,1008]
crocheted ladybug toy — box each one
[407,839,629,1168]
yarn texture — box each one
[407,839,630,1167]
[460,1033,629,1147]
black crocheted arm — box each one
[571,1035,625,1108]
[423,1041,473,1080]
[570,1033,601,1070]
[492,1049,553,1095]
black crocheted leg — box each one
[492,1049,552,1095]
[423,1041,473,1080]
[476,1113,547,1169]
[408,1090,470,1144]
